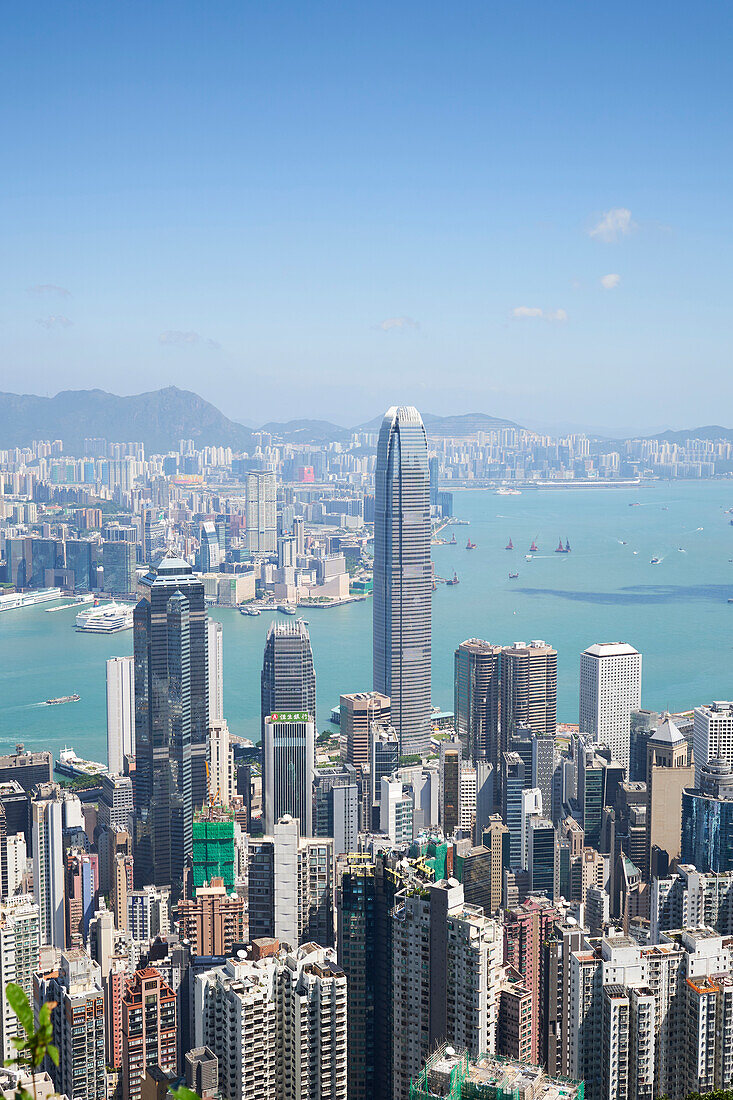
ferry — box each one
[466,539,477,550]
[45,694,80,706]
[277,604,297,615]
[495,488,522,496]
[508,572,519,579]
[446,572,460,586]
[0,587,63,613]
[54,747,108,780]
[505,538,514,550]
[75,602,133,633]
[239,606,261,616]
[525,554,533,562]
[650,557,661,565]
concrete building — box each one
[35,949,106,1100]
[646,715,695,878]
[340,691,390,769]
[106,655,135,775]
[176,879,245,955]
[580,643,642,773]
[651,865,733,940]
[313,766,360,855]
[440,742,461,836]
[194,941,347,1100]
[262,712,315,836]
[500,641,557,755]
[31,790,64,948]
[459,764,477,832]
[245,470,277,556]
[503,897,561,1065]
[411,1047,585,1100]
[122,968,177,1100]
[370,724,400,816]
[0,896,40,1062]
[380,776,414,845]
[694,701,733,783]
[98,772,134,832]
[454,639,501,763]
[206,618,224,722]
[373,406,432,756]
[481,816,510,914]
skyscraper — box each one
[106,655,134,775]
[133,556,208,900]
[500,640,558,754]
[199,521,222,573]
[340,690,390,768]
[262,712,315,835]
[36,949,106,1100]
[31,789,64,948]
[122,968,177,1100]
[580,642,642,773]
[245,470,277,556]
[454,639,501,763]
[102,540,136,596]
[260,618,316,739]
[0,895,41,1062]
[373,406,432,756]
[206,617,223,723]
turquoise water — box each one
[2,481,732,763]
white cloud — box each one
[589,208,635,242]
[36,315,73,329]
[375,316,419,331]
[159,330,221,350]
[600,273,621,290]
[511,306,567,322]
[28,284,72,297]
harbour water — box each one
[1,481,732,763]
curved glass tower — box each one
[373,406,432,756]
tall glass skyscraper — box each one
[373,406,432,756]
[260,618,316,739]
[132,556,208,900]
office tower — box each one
[313,766,359,854]
[373,405,432,756]
[0,746,52,792]
[503,897,561,1065]
[260,618,316,740]
[500,641,557,752]
[608,781,648,912]
[0,896,40,1062]
[475,758,495,835]
[577,741,604,850]
[459,763,477,831]
[579,642,642,773]
[199,521,222,573]
[380,777,414,845]
[501,752,526,867]
[0,781,31,851]
[370,723,400,815]
[133,556,208,900]
[391,879,502,1100]
[481,816,510,914]
[646,715,695,878]
[194,941,347,1100]
[681,757,733,872]
[126,885,170,941]
[630,709,663,782]
[102,540,136,596]
[532,733,556,821]
[247,816,334,948]
[191,805,236,896]
[340,691,390,768]
[176,879,245,955]
[412,1048,584,1100]
[6,536,64,589]
[141,508,167,564]
[31,790,64,948]
[440,741,461,835]
[122,968,177,1100]
[693,701,733,783]
[35,949,106,1100]
[453,841,493,913]
[98,773,134,832]
[208,719,232,806]
[528,818,555,897]
[520,787,543,868]
[106,656,135,775]
[454,639,501,763]
[261,712,315,835]
[245,470,277,556]
[206,618,224,722]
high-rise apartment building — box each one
[370,723,400,816]
[579,642,642,772]
[0,895,40,1062]
[194,941,347,1100]
[454,639,501,763]
[176,879,245,955]
[190,806,236,896]
[501,752,526,867]
[262,712,315,835]
[98,772,134,832]
[340,691,390,768]
[651,864,733,940]
[260,618,316,740]
[106,655,135,775]
[481,816,510,914]
[245,470,277,556]
[247,816,334,948]
[35,949,106,1100]
[503,896,561,1065]
[122,968,177,1100]
[693,701,733,783]
[380,777,414,845]
[133,556,208,900]
[500,641,557,755]
[31,790,64,948]
[206,618,224,722]
[373,406,432,756]
[313,766,360,854]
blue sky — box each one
[2,1,731,433]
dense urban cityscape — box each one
[0,402,732,1100]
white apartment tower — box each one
[31,791,64,948]
[693,702,733,784]
[0,895,41,1062]
[580,643,642,772]
[106,655,134,774]
[206,618,224,722]
[245,470,277,556]
[194,942,347,1100]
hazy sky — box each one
[2,1,732,433]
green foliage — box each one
[399,754,422,766]
[171,1088,202,1100]
[4,983,59,1100]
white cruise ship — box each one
[75,602,133,633]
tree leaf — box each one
[47,1044,59,1068]
[5,985,33,1038]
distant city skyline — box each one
[2,2,732,432]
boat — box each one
[0,587,63,613]
[505,539,514,550]
[446,572,460,586]
[508,572,519,579]
[525,554,533,562]
[75,602,133,633]
[678,547,686,553]
[629,502,641,507]
[495,487,521,496]
[45,694,80,706]
[555,537,570,554]
[449,533,457,545]
[278,604,297,615]
[466,540,477,550]
[239,606,261,616]
[529,540,538,552]
[650,557,661,565]
[565,539,571,552]
[55,746,107,780]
